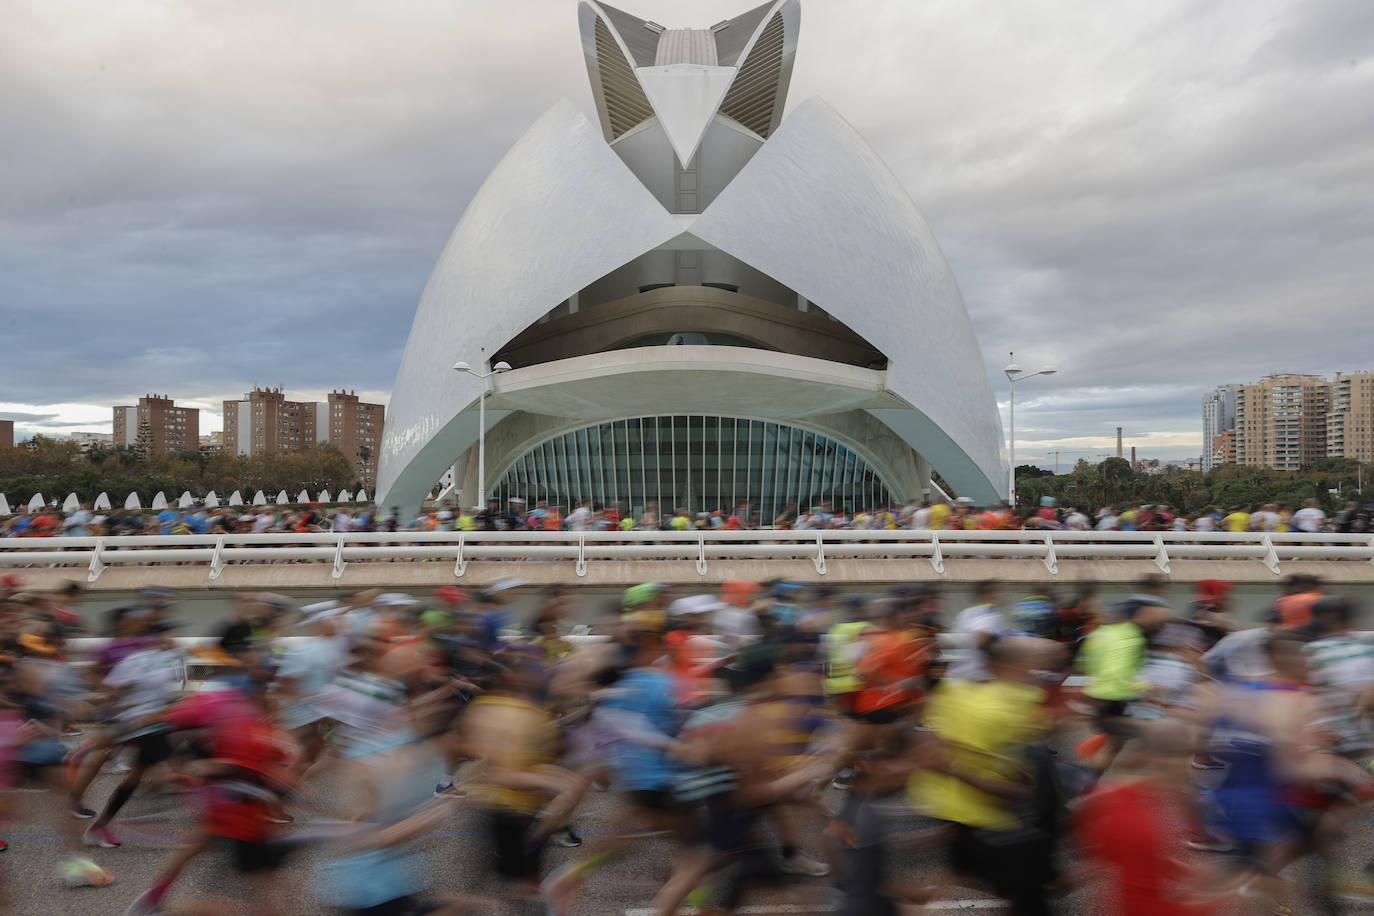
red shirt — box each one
[855,630,927,714]
[165,687,290,841]
[1076,781,1215,916]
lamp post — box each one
[452,359,512,507]
[1004,351,1057,510]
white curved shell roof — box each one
[377,4,1006,512]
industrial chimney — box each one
[1116,427,1123,459]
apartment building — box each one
[112,395,201,453]
[222,387,384,485]
[222,388,317,457]
[321,390,383,486]
[1211,429,1237,467]
[1327,370,1374,464]
[1233,375,1331,471]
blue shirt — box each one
[601,667,685,791]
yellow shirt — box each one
[929,503,952,529]
[1224,511,1251,532]
[909,679,1048,830]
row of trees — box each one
[1012,457,1370,514]
[0,436,361,505]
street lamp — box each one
[453,359,512,507]
[1004,351,1056,510]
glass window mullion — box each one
[719,417,730,516]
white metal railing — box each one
[2,530,1374,582]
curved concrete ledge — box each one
[494,285,885,369]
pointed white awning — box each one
[125,492,142,510]
[94,492,111,511]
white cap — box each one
[669,595,724,616]
[485,578,527,594]
[300,600,345,626]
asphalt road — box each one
[7,731,1374,915]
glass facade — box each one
[492,415,894,521]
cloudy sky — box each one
[3,0,1372,467]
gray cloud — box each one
[3,0,1371,465]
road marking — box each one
[625,901,1003,915]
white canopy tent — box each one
[228,490,243,506]
[125,493,142,510]
[204,491,220,508]
[27,494,45,513]
[178,491,194,509]
[253,491,268,506]
[275,491,289,505]
[62,493,80,513]
[0,494,10,516]
[151,492,168,510]
[94,493,111,511]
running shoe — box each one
[433,781,466,799]
[778,851,831,877]
[72,805,97,819]
[59,855,115,887]
[0,839,7,852]
[62,726,84,738]
[549,826,582,848]
[84,824,122,848]
[1185,835,1233,853]
[1190,754,1226,770]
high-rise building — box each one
[1201,385,1236,470]
[1234,374,1330,471]
[1327,370,1374,463]
[222,388,384,485]
[0,419,13,449]
[112,395,200,454]
[222,388,316,457]
[321,390,384,486]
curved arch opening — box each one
[490,414,896,521]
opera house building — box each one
[377,1,1007,518]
